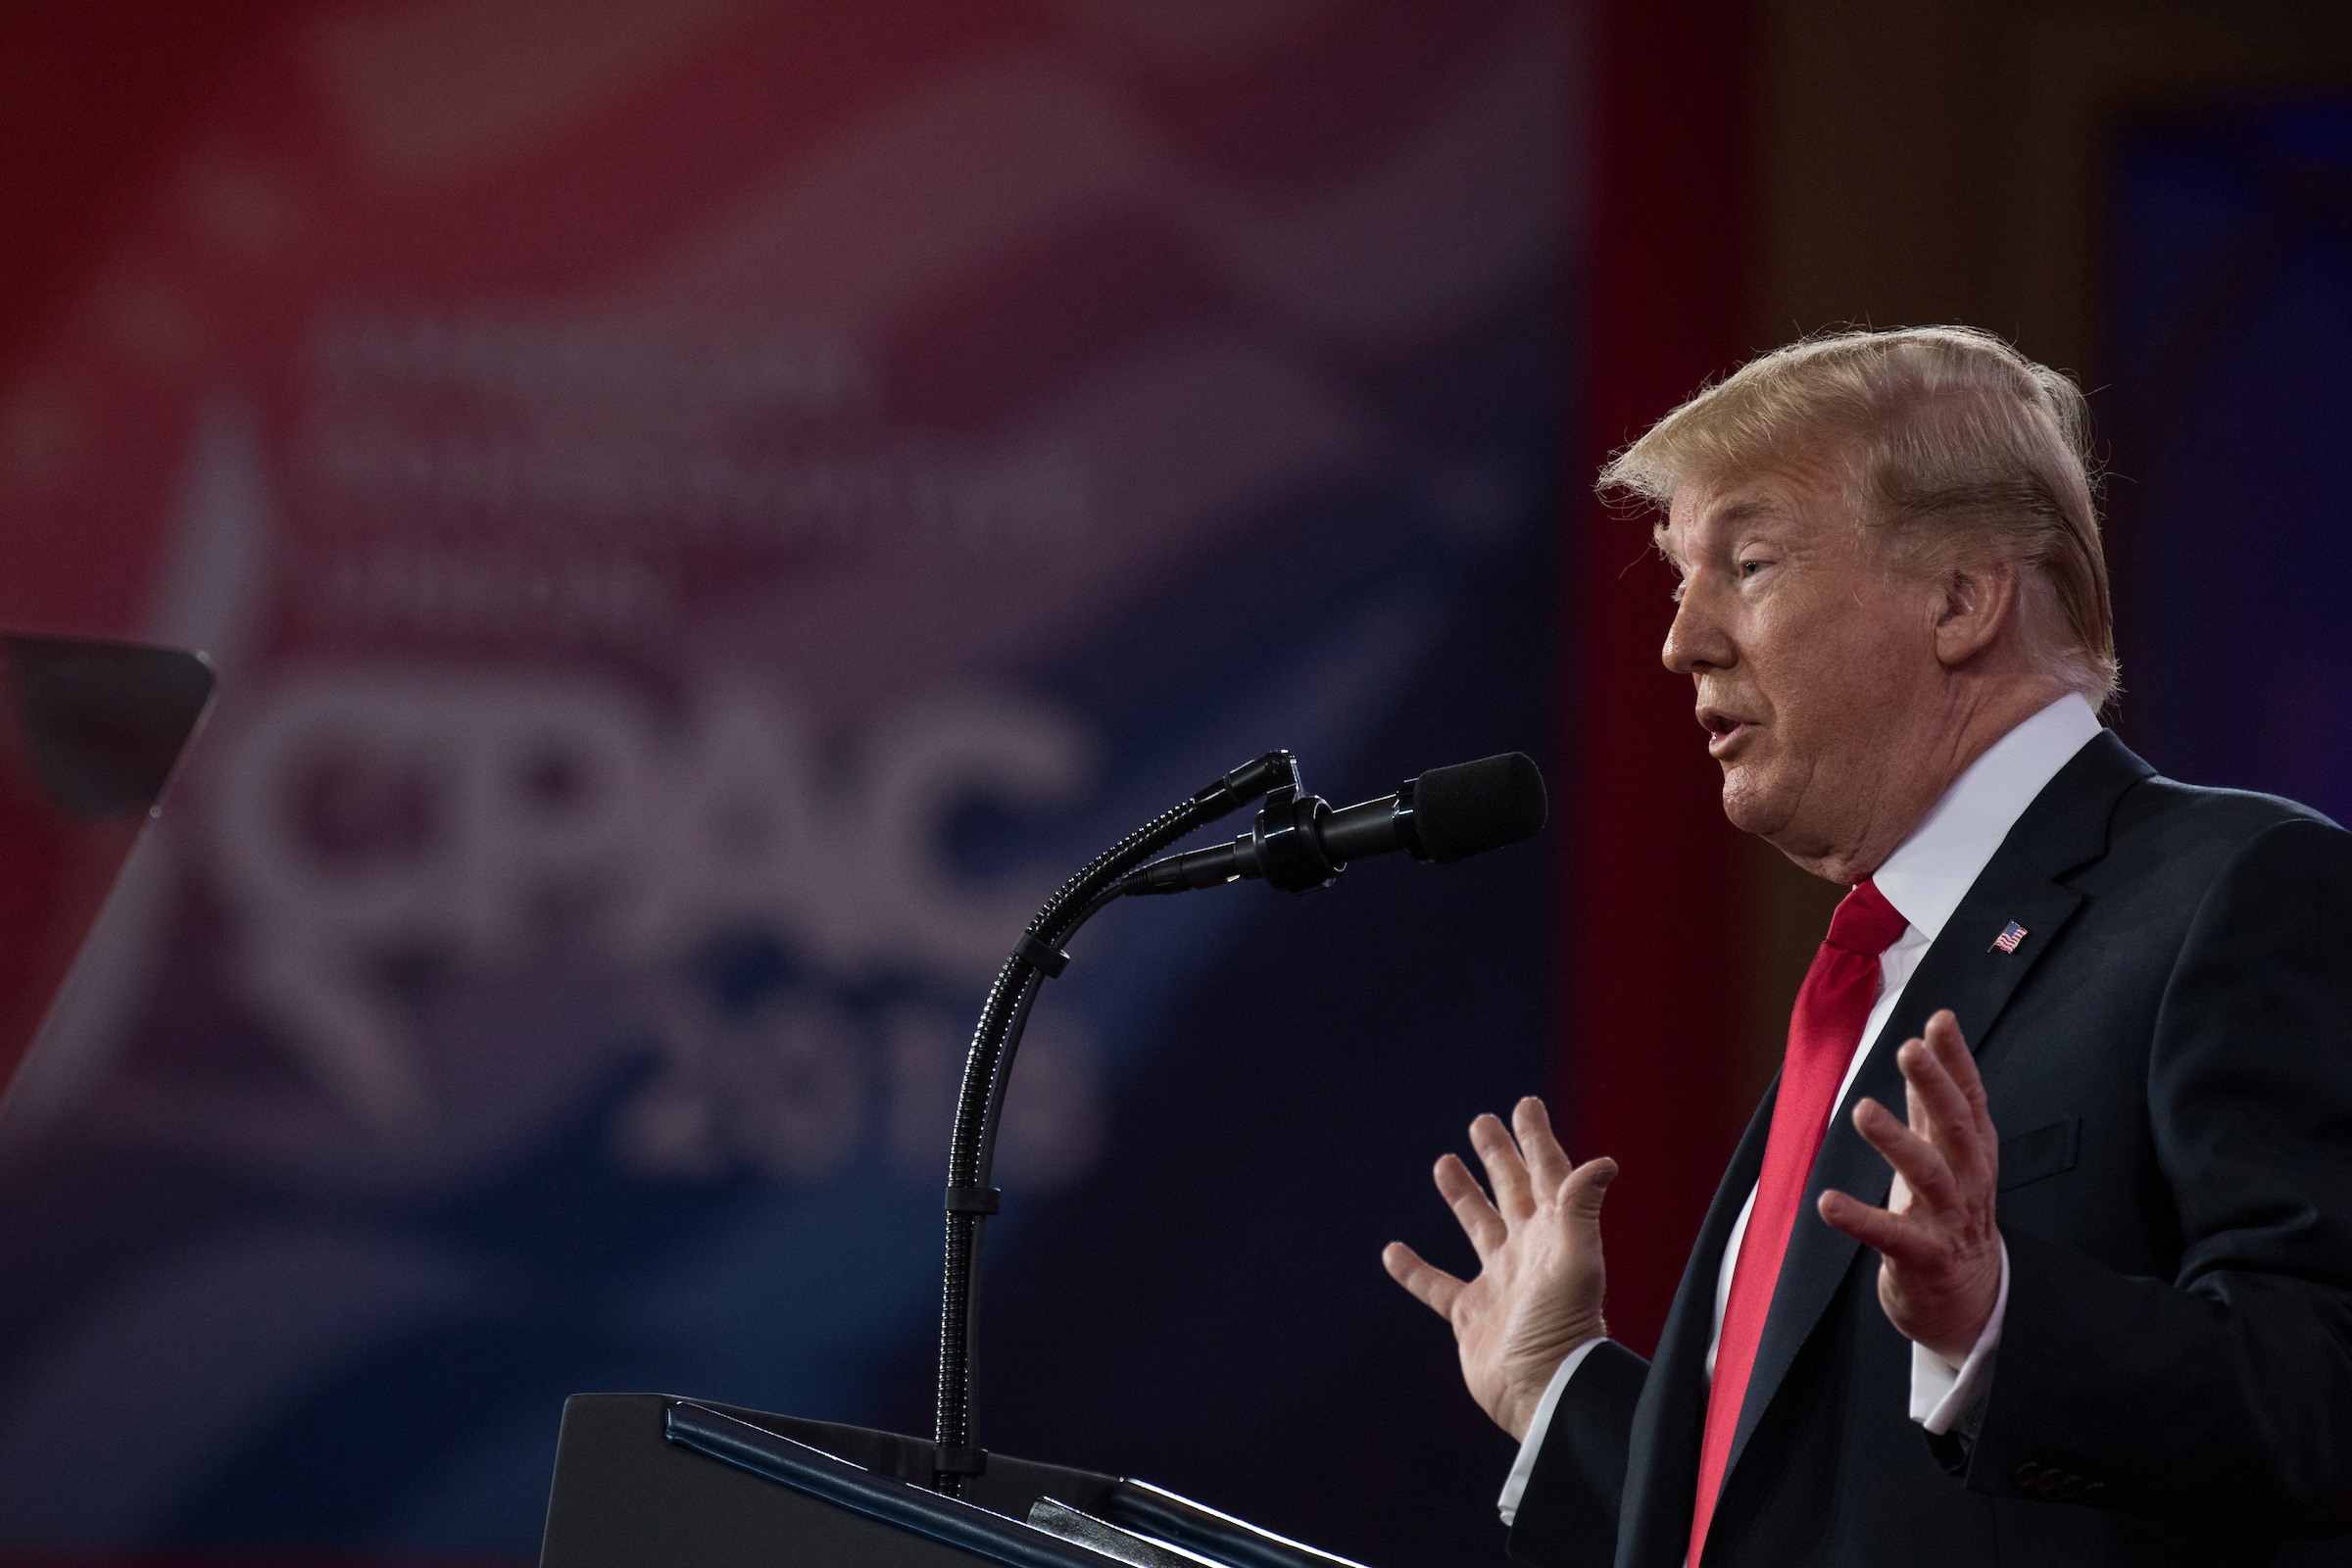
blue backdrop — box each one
[2107,98,2352,826]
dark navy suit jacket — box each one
[1508,732,2352,1567]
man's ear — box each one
[1932,559,2020,668]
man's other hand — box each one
[1818,1007,2002,1364]
[1383,1097,1617,1441]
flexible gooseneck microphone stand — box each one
[928,745,1548,1494]
[929,749,1299,1494]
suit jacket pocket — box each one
[1998,1116,2080,1192]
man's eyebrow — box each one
[1714,496,1788,525]
[1650,521,1686,570]
[1650,492,1787,568]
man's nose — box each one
[1662,587,1734,675]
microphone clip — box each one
[1119,757,1348,897]
[1251,782,1343,894]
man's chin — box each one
[1716,767,1792,839]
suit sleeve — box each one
[1506,1339,1648,1568]
[1960,816,2352,1534]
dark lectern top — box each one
[542,1394,1376,1568]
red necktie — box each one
[1687,880,1909,1565]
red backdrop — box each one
[1565,0,1755,1353]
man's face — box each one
[1659,471,1946,868]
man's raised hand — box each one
[1382,1097,1617,1441]
[1816,1007,2003,1364]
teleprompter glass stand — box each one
[538,1394,1373,1568]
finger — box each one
[1851,1097,1957,1209]
[1435,1152,1507,1255]
[1902,1070,1938,1186]
[1514,1097,1573,1194]
[1926,1009,1999,1168]
[1816,1188,1931,1263]
[1470,1112,1537,1223]
[1896,1029,1984,1177]
[1382,1241,1465,1319]
[1561,1155,1618,1231]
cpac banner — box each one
[0,3,1563,1563]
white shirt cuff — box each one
[1910,1238,2010,1435]
[1497,1339,1603,1525]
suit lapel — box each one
[1718,731,2153,1484]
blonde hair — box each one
[1600,325,2119,708]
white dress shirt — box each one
[1498,694,2103,1527]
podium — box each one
[540,1395,1371,1568]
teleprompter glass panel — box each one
[0,635,214,1101]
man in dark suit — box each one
[1383,326,2352,1566]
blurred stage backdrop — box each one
[2104,96,2352,832]
[8,3,2352,1567]
[0,2,1561,1563]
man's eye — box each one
[1740,560,1768,578]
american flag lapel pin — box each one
[1991,920,2029,955]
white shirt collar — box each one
[1870,694,2103,942]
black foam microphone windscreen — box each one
[1413,752,1547,863]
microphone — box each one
[1123,751,1546,896]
